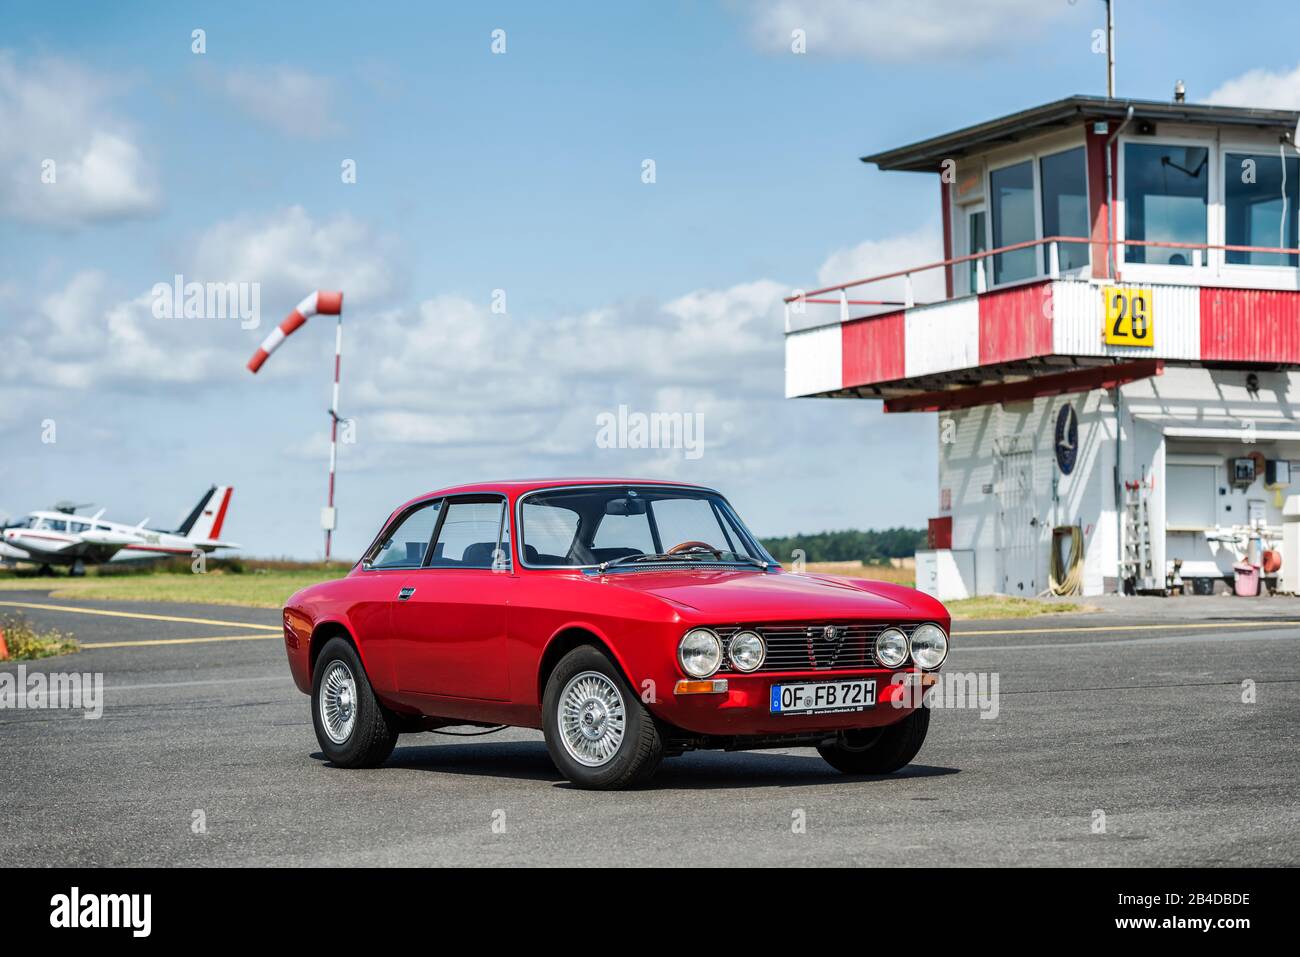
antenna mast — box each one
[1105,0,1115,97]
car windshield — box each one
[519,486,769,568]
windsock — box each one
[247,291,344,373]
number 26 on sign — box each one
[1102,287,1154,347]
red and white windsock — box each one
[246,291,344,373]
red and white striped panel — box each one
[785,281,1300,397]
[247,290,344,373]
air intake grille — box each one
[715,623,893,673]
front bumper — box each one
[653,668,931,737]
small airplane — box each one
[0,486,238,576]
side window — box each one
[1123,143,1209,265]
[990,159,1036,284]
[1225,152,1299,266]
[369,501,442,568]
[1039,147,1089,272]
[429,500,506,568]
[521,502,580,564]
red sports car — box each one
[283,479,950,789]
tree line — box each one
[759,528,926,564]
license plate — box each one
[769,679,876,715]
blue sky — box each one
[3,1,1300,558]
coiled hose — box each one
[1050,525,1085,596]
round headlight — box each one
[728,630,765,672]
[679,628,723,678]
[909,623,949,670]
[875,628,909,668]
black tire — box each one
[542,645,663,790]
[311,636,399,768]
[817,707,930,775]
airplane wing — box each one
[190,539,240,553]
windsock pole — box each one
[246,290,345,561]
[325,315,343,561]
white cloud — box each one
[338,280,789,469]
[741,0,1081,61]
[192,205,400,309]
[0,51,159,226]
[4,208,400,393]
[296,227,939,471]
[1207,62,1300,110]
[216,66,340,138]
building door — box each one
[996,437,1038,594]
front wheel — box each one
[542,646,663,790]
[818,707,930,775]
[311,637,399,768]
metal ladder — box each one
[1121,480,1156,593]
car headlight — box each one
[728,630,765,672]
[909,623,949,670]
[874,627,909,668]
[679,628,723,678]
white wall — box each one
[937,389,1118,597]
[935,368,1300,595]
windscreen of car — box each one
[519,487,766,567]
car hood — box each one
[598,568,931,621]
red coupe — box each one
[283,479,950,789]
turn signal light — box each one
[674,679,729,695]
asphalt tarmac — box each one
[1,590,1297,866]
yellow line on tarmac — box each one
[959,619,1300,637]
[80,634,280,649]
[0,600,280,631]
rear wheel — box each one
[542,646,663,790]
[311,637,399,768]
[818,707,930,775]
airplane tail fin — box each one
[176,486,233,540]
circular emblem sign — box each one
[1055,403,1079,475]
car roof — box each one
[412,478,715,501]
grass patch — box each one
[0,562,348,609]
[945,596,1094,620]
[0,614,79,660]
[805,561,914,586]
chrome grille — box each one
[715,623,890,673]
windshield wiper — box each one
[598,552,769,572]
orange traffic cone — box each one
[0,628,8,661]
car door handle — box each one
[397,586,416,601]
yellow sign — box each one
[1102,287,1154,347]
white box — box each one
[320,507,337,531]
[915,549,975,601]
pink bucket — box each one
[1233,563,1260,597]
